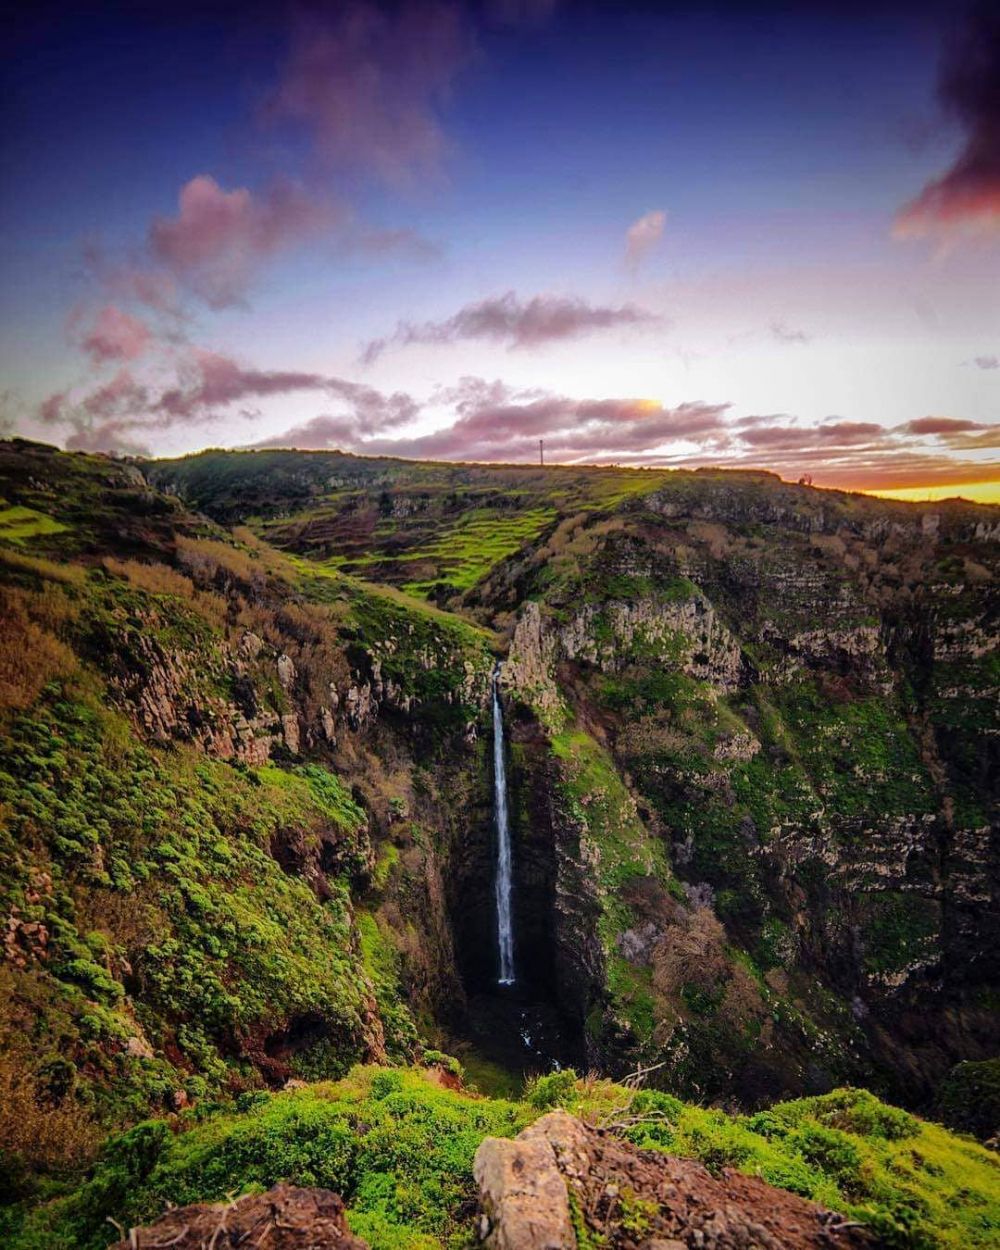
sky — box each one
[2,0,998,499]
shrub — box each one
[525,1068,578,1109]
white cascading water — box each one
[492,664,515,986]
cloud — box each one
[36,350,420,455]
[81,370,149,420]
[267,1,474,186]
[625,210,666,269]
[770,320,811,345]
[894,6,1000,243]
[361,291,658,363]
[353,227,441,260]
[155,351,419,431]
[367,396,730,462]
[258,378,729,463]
[901,416,986,435]
[254,414,367,450]
[972,354,999,369]
[82,242,182,317]
[64,420,152,458]
[149,175,334,309]
[77,305,153,364]
[738,421,887,451]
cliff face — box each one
[490,494,998,1104]
[1,440,996,1163]
[490,497,990,1105]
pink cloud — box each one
[902,416,985,435]
[64,420,152,457]
[259,387,730,463]
[155,351,418,431]
[149,175,334,308]
[81,370,149,420]
[79,305,152,364]
[894,7,1000,243]
[267,2,474,185]
[36,350,420,456]
[361,291,659,363]
[81,242,180,316]
[625,210,666,269]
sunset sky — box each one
[2,1,998,500]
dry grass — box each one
[177,534,264,586]
[0,546,86,586]
[0,587,78,712]
[102,556,195,600]
[103,556,229,632]
[0,1036,102,1175]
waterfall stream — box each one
[492,664,515,986]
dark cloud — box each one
[155,351,419,431]
[770,321,811,345]
[739,420,886,450]
[256,380,728,462]
[894,5,1000,242]
[361,291,659,363]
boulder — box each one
[475,1111,874,1250]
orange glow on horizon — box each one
[858,481,1000,506]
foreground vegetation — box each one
[4,1064,998,1250]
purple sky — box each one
[2,0,998,493]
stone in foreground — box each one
[475,1111,873,1249]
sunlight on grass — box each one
[0,505,68,543]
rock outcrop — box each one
[475,1112,873,1250]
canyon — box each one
[0,439,997,1248]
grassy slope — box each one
[5,1066,998,1250]
[0,445,488,1194]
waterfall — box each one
[492,664,515,986]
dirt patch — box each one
[109,1183,368,1249]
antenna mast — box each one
[539,438,544,466]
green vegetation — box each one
[0,691,391,1138]
[400,506,556,596]
[0,505,68,543]
[4,1070,997,1250]
[550,726,677,1047]
[934,1059,1000,1142]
